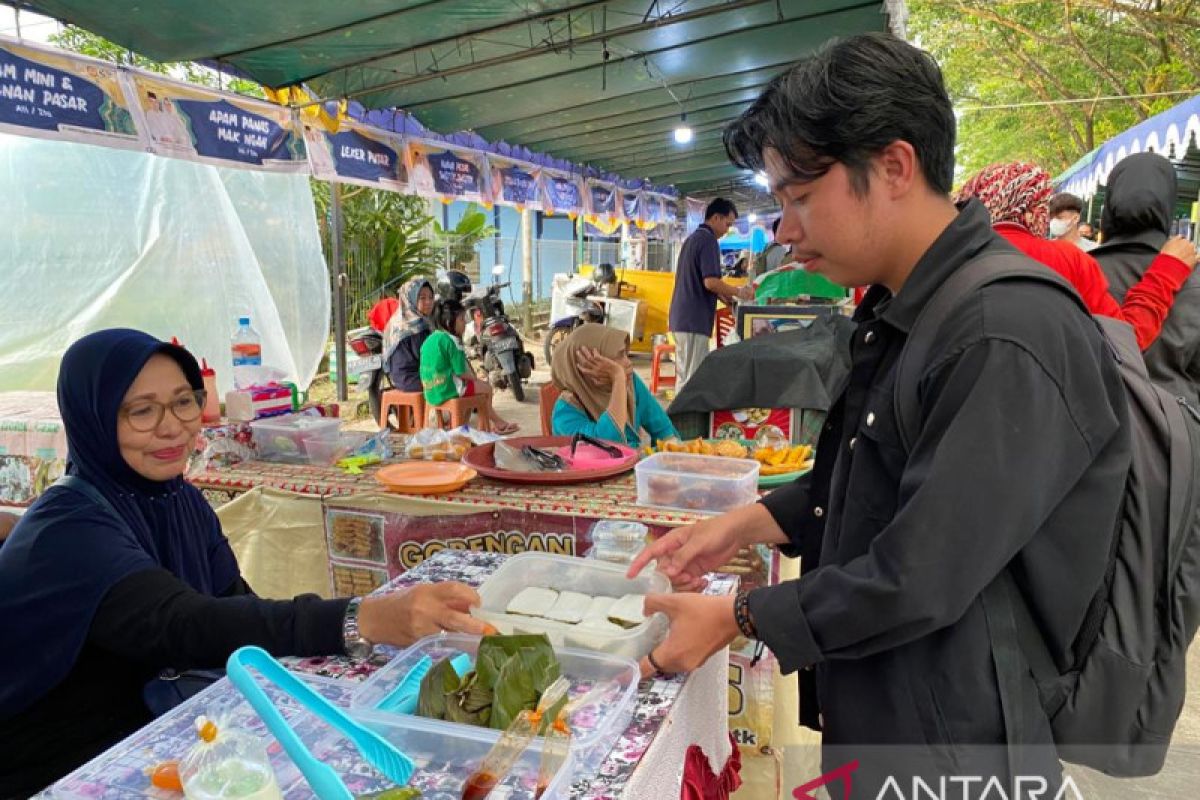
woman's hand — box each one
[576,346,626,388]
[358,582,490,647]
[638,594,740,678]
[1161,235,1199,268]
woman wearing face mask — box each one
[958,161,1197,350]
[550,323,678,447]
[0,330,489,797]
[384,277,437,393]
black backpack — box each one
[894,252,1200,777]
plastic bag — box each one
[179,715,281,800]
[405,426,472,461]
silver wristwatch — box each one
[342,596,375,660]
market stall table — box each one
[36,550,739,800]
[190,451,785,756]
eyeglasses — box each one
[120,390,207,432]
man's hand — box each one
[627,503,787,591]
[735,284,756,302]
[1161,235,1198,268]
[358,582,490,647]
[638,593,740,677]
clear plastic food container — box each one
[635,452,760,513]
[249,414,341,462]
[587,520,648,565]
[471,553,670,660]
[350,633,639,780]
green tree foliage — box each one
[909,0,1200,182]
[48,25,264,97]
[432,203,498,271]
[311,181,438,299]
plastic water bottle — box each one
[230,317,263,389]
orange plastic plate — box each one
[374,462,477,495]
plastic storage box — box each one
[471,553,670,660]
[588,520,648,565]
[635,451,760,513]
[249,413,341,462]
[43,673,574,800]
[351,633,639,780]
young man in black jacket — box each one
[630,33,1131,793]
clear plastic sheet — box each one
[0,132,330,394]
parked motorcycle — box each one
[543,263,618,366]
[346,326,386,422]
[460,265,535,402]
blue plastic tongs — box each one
[227,646,415,800]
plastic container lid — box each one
[589,520,648,545]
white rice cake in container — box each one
[505,586,560,617]
[583,595,618,622]
[545,590,592,623]
[578,617,626,633]
[607,594,647,628]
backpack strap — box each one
[893,251,1084,452]
[892,251,1091,754]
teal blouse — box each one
[551,372,679,447]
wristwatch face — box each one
[345,637,374,660]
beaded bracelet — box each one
[733,588,758,640]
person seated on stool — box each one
[0,329,490,797]
[551,323,678,447]
[419,299,519,434]
[383,277,436,393]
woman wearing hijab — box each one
[0,329,487,797]
[384,277,437,392]
[957,161,1196,350]
[550,323,678,447]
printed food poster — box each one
[407,139,487,202]
[711,407,795,444]
[0,39,140,147]
[131,74,306,170]
[303,120,407,189]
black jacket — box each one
[1093,153,1200,403]
[0,571,347,798]
[748,201,1130,784]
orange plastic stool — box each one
[650,343,677,395]
[427,395,492,432]
[539,383,562,436]
[379,390,426,433]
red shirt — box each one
[368,298,399,333]
[994,223,1190,350]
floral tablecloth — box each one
[0,391,67,507]
[39,550,738,800]
[188,457,704,528]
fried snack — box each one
[712,439,749,459]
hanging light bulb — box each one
[673,113,693,144]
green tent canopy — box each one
[22,0,905,196]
